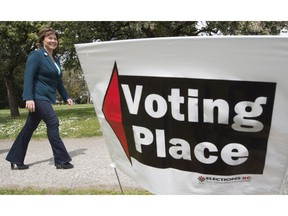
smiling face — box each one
[43,33,58,53]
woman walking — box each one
[6,27,74,170]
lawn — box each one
[0,104,151,195]
[0,187,151,195]
[0,104,102,139]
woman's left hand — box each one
[66,98,74,106]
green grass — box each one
[0,104,102,139]
[0,187,152,195]
[0,105,153,195]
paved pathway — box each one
[0,137,141,193]
[0,137,287,194]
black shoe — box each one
[55,162,74,169]
[11,163,29,170]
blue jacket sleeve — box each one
[55,57,70,102]
[57,79,70,102]
[22,51,40,101]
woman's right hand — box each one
[26,100,35,112]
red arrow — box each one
[102,62,130,161]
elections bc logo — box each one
[102,62,276,176]
[197,175,252,183]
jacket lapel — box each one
[42,48,61,76]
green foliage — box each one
[1,21,288,112]
[0,21,47,72]
[0,21,46,112]
[52,21,200,71]
[202,21,288,35]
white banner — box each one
[75,36,288,194]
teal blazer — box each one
[22,48,69,104]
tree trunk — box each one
[4,72,20,117]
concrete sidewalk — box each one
[0,137,141,193]
[0,137,287,194]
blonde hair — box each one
[36,27,59,48]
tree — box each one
[199,21,288,35]
[49,21,201,103]
[0,22,41,116]
[52,21,201,69]
[2,21,288,116]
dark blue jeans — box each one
[6,100,72,165]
